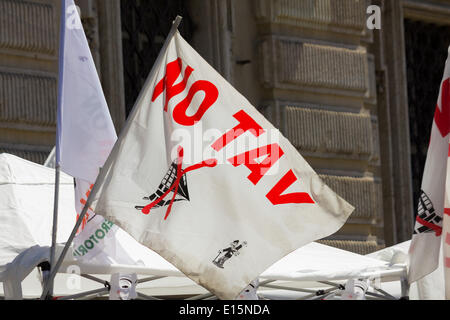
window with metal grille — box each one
[121,0,194,117]
[404,19,450,217]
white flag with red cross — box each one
[90,30,354,299]
[408,47,450,299]
[442,48,450,299]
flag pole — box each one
[45,0,66,299]
[48,164,60,297]
[40,15,183,300]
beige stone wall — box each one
[0,0,125,164]
[0,0,58,163]
[255,0,382,253]
[0,0,59,163]
[187,0,385,254]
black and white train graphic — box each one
[413,190,443,235]
[135,159,190,211]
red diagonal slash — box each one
[141,146,217,220]
[435,78,450,137]
[416,216,442,236]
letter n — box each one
[152,58,194,111]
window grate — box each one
[121,0,194,116]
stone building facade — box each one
[1,0,450,254]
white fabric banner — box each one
[91,30,354,299]
[57,0,116,182]
[57,0,117,256]
[408,47,450,294]
[443,51,450,298]
[56,0,152,265]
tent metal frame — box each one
[32,265,408,301]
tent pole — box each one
[260,283,317,294]
[185,292,216,300]
[318,280,343,288]
[365,291,395,300]
[81,274,110,286]
[295,292,321,300]
[374,287,397,300]
[39,15,183,300]
[310,290,338,300]
[40,177,97,299]
[136,292,163,301]
[45,0,67,299]
[47,164,61,298]
[137,275,166,283]
[400,276,410,298]
[57,287,109,300]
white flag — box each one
[91,30,354,299]
[441,48,450,299]
[56,0,151,263]
[408,47,450,292]
[57,0,116,182]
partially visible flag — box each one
[57,0,116,182]
[56,0,117,256]
[90,29,354,299]
[443,48,450,299]
[56,0,150,263]
[408,47,450,294]
[44,147,56,168]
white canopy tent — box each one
[0,240,409,300]
[0,154,411,300]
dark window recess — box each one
[404,19,450,216]
[121,0,194,116]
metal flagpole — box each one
[40,15,183,300]
[45,0,67,299]
[48,164,60,297]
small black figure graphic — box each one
[212,240,247,269]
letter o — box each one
[172,80,218,126]
[84,239,94,250]
[95,229,105,239]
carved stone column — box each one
[188,0,233,82]
[383,0,414,243]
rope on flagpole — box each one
[40,15,183,300]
